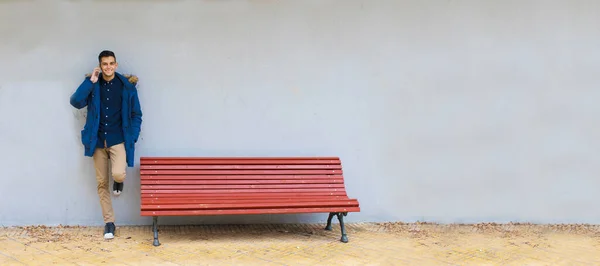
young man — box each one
[70,50,142,239]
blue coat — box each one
[70,72,142,167]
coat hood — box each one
[85,72,139,87]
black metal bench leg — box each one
[153,216,160,246]
[336,212,348,243]
[325,212,336,231]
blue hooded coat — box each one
[70,72,142,167]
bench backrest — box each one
[140,157,349,199]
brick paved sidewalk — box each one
[1,222,599,265]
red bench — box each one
[139,156,360,246]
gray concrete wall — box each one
[1,0,599,226]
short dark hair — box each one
[98,50,116,62]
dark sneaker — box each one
[113,181,123,196]
[104,222,115,239]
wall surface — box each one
[1,0,599,226]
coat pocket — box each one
[80,129,88,145]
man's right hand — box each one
[90,67,101,83]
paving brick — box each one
[1,223,600,265]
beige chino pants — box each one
[93,142,127,223]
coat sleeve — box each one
[70,78,94,109]
[130,88,143,142]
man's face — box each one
[99,56,118,77]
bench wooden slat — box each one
[141,175,342,180]
[141,184,345,190]
[142,197,348,204]
[141,200,359,210]
[142,207,360,216]
[142,157,340,160]
[140,169,342,175]
[142,192,348,198]
[140,158,340,165]
[142,188,346,194]
[142,199,358,205]
[141,164,342,170]
[141,179,344,185]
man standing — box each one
[70,50,142,239]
